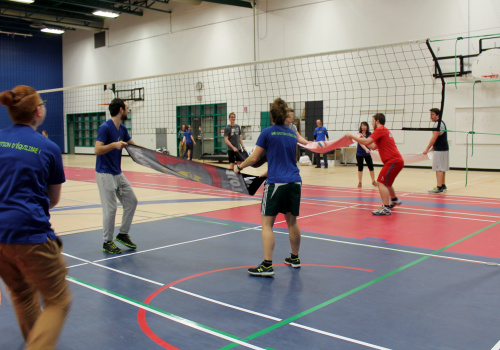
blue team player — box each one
[235,98,302,276]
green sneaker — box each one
[248,262,274,276]
[103,241,122,254]
[115,233,137,249]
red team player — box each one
[347,113,404,215]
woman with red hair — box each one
[0,85,71,349]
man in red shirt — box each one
[347,113,404,215]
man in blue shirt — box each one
[314,119,329,168]
[95,98,138,254]
[182,125,196,160]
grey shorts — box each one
[432,151,449,171]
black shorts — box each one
[261,182,301,217]
[228,149,237,164]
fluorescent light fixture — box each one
[41,28,65,34]
[93,10,119,18]
[9,0,35,3]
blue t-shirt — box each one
[314,126,328,141]
[356,132,372,156]
[256,124,301,184]
[0,125,65,244]
[96,119,131,175]
[184,130,193,144]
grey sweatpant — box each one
[96,172,138,242]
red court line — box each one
[197,201,500,259]
[137,264,372,349]
[64,167,259,198]
[65,166,500,258]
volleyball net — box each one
[40,38,444,154]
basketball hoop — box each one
[472,48,500,79]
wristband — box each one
[237,164,242,170]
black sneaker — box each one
[428,187,444,194]
[284,256,301,268]
[103,241,122,254]
[442,185,448,192]
[389,199,402,209]
[248,262,274,276]
[115,233,137,249]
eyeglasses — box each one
[39,100,47,106]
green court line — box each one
[66,275,247,344]
[218,219,500,349]
[135,207,257,230]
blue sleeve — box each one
[96,123,108,143]
[314,128,317,136]
[48,143,66,185]
[256,129,268,150]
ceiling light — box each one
[41,28,65,34]
[9,0,35,3]
[93,10,119,18]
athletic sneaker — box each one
[442,185,448,192]
[372,181,378,186]
[284,256,301,268]
[428,187,444,194]
[357,182,362,188]
[248,262,274,276]
[103,241,122,254]
[389,199,402,209]
[372,206,391,216]
[115,233,137,249]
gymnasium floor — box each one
[1,154,500,350]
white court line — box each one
[304,198,500,219]
[491,339,500,350]
[301,197,500,221]
[290,323,391,350]
[92,226,259,263]
[89,196,497,265]
[170,286,391,349]
[351,207,497,223]
[89,202,364,263]
[71,178,245,200]
[67,277,267,350]
[64,253,164,286]
[295,233,492,265]
[170,287,281,321]
[301,175,491,196]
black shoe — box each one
[314,166,321,168]
[248,262,274,276]
[389,199,402,209]
[115,234,137,249]
[103,241,122,254]
[284,256,301,268]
